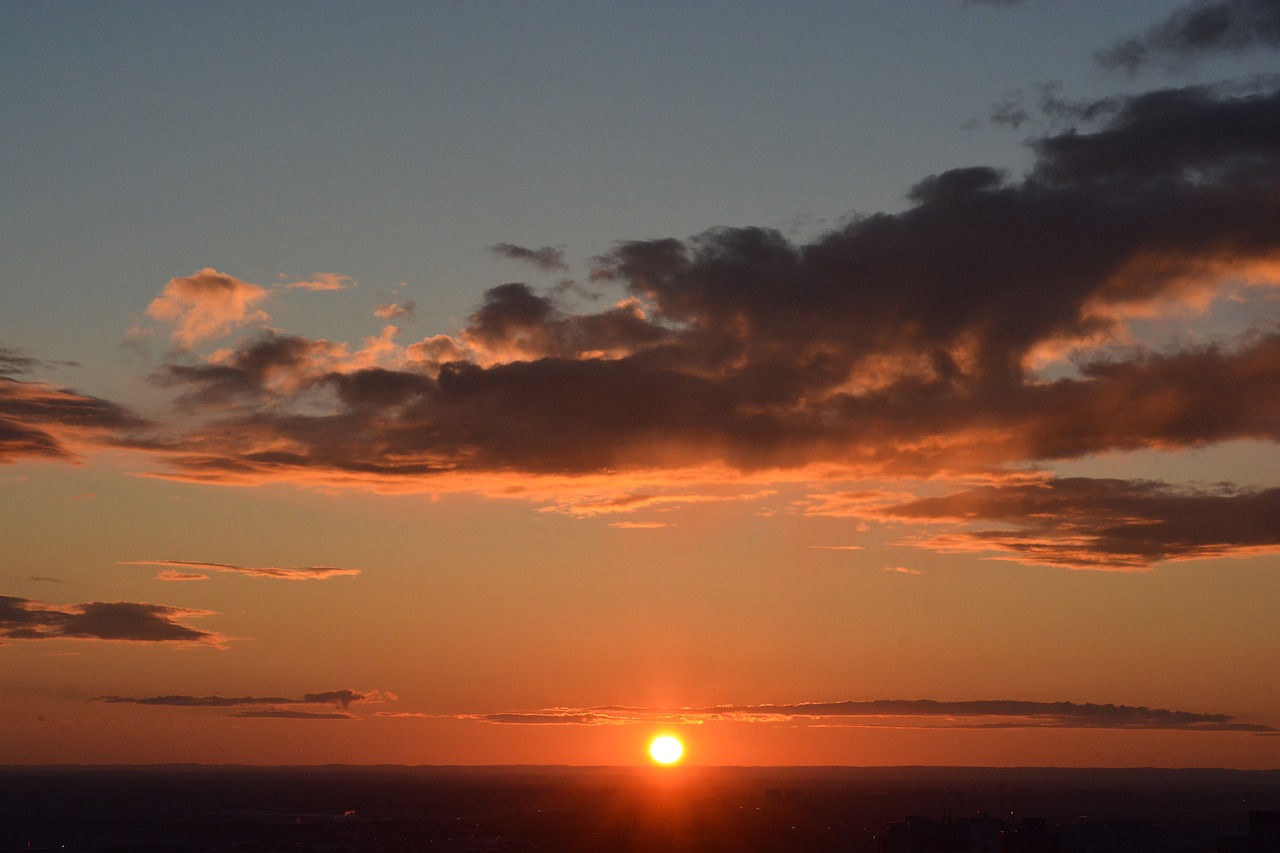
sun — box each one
[648,735,683,765]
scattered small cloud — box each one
[884,566,924,575]
[279,272,358,292]
[122,559,360,581]
[374,300,416,320]
[608,521,672,529]
[489,242,569,272]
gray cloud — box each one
[95,688,381,710]
[1099,0,1280,71]
[231,709,355,720]
[489,242,569,272]
[1,594,223,645]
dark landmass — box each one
[3,765,1279,852]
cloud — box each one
[449,699,1274,732]
[374,300,416,320]
[871,477,1280,570]
[542,489,777,518]
[0,376,149,464]
[156,570,209,581]
[145,268,269,347]
[0,594,224,645]
[95,688,385,709]
[0,346,41,376]
[608,521,672,529]
[123,83,1279,495]
[280,272,357,292]
[884,566,924,575]
[490,242,569,272]
[231,709,355,720]
[1098,0,1280,71]
[121,559,360,581]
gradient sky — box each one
[4,0,1280,768]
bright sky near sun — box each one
[3,1,1280,768]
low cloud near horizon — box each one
[449,699,1275,733]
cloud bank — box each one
[8,78,1280,572]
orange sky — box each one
[3,1,1280,768]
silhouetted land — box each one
[3,765,1279,852]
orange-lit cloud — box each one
[872,478,1280,570]
[0,375,148,464]
[280,272,357,292]
[374,300,416,320]
[1,594,224,645]
[448,700,1274,732]
[6,83,1280,583]
[121,559,360,581]
[145,268,269,347]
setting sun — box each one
[648,735,683,765]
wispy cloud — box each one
[0,375,149,464]
[446,699,1274,732]
[95,688,388,709]
[490,242,569,272]
[1098,0,1280,71]
[280,272,358,292]
[1,594,224,645]
[121,559,360,581]
[231,709,355,720]
[542,490,777,518]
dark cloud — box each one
[95,688,380,709]
[1099,0,1280,71]
[0,376,149,464]
[131,82,1280,489]
[455,699,1273,732]
[489,242,569,272]
[231,709,354,720]
[121,559,360,581]
[0,346,41,376]
[874,478,1280,570]
[0,594,223,645]
[6,78,1275,584]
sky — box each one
[3,0,1280,768]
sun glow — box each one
[648,735,683,765]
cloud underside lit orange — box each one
[2,84,1280,573]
